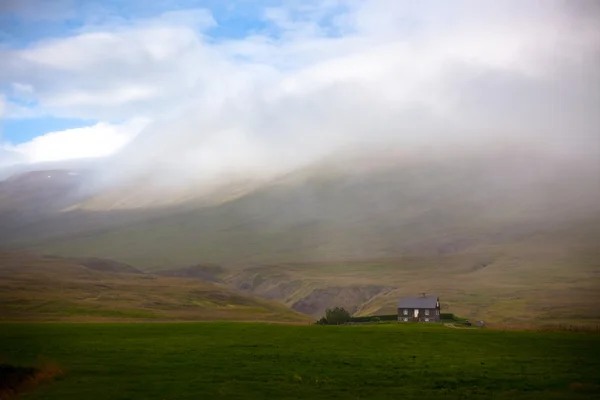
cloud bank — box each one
[2,118,148,165]
[1,0,599,183]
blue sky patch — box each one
[0,0,340,145]
[1,117,98,144]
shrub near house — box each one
[317,307,351,325]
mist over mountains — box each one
[1,140,598,269]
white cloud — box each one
[49,85,160,107]
[0,93,28,168]
[1,10,221,120]
[2,118,149,164]
[0,0,598,178]
[0,94,5,118]
[11,82,34,95]
[0,148,26,169]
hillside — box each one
[0,147,599,324]
[0,252,311,323]
[8,147,598,268]
[220,248,600,325]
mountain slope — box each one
[8,147,598,269]
[220,244,600,324]
[1,147,598,324]
[0,252,311,323]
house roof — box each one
[398,295,439,308]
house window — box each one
[436,310,439,316]
[425,310,430,316]
[403,309,408,315]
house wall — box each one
[397,307,440,322]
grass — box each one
[1,250,599,326]
[3,251,599,326]
[11,151,600,273]
[3,153,599,326]
[0,253,311,323]
[0,323,598,399]
[221,253,600,325]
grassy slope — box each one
[13,150,600,269]
[0,253,311,323]
[9,179,599,324]
[223,243,600,325]
[1,323,599,399]
[3,151,599,324]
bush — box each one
[317,307,352,325]
[324,307,351,325]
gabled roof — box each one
[398,295,439,309]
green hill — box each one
[9,148,600,268]
[0,252,311,323]
[1,148,599,325]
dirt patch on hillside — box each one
[291,285,390,317]
[226,268,394,318]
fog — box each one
[2,0,599,196]
[105,0,600,188]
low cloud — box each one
[1,0,599,185]
[2,118,148,165]
[0,148,25,169]
[0,93,26,168]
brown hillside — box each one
[0,252,311,323]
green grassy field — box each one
[1,323,599,399]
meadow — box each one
[1,323,599,399]
[0,253,310,324]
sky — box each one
[0,0,599,177]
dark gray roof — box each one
[398,295,439,308]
